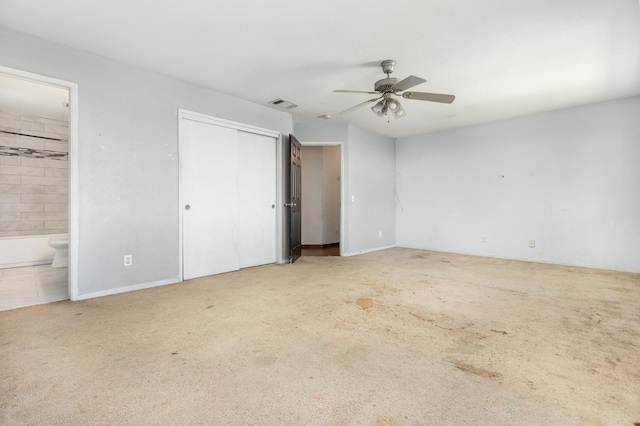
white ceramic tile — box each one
[0,193,21,202]
[20,176,47,185]
[44,124,69,136]
[20,212,44,221]
[0,183,21,193]
[0,212,21,221]
[21,193,67,203]
[45,185,68,195]
[38,289,68,303]
[0,277,36,289]
[20,230,59,236]
[45,220,67,230]
[0,111,20,119]
[19,120,46,132]
[21,211,67,221]
[44,203,66,212]
[0,231,21,237]
[20,176,46,185]
[0,117,45,132]
[21,116,68,127]
[0,137,45,151]
[0,266,35,279]
[0,166,22,176]
[37,277,68,289]
[0,166,44,176]
[20,184,45,194]
[44,141,69,153]
[0,291,40,311]
[43,177,68,186]
[0,266,68,311]
[22,167,45,176]
[0,221,44,231]
[20,157,67,169]
[0,156,21,166]
[45,168,68,178]
[37,275,68,287]
[0,175,21,184]
[20,176,69,186]
[46,211,67,220]
[0,203,43,212]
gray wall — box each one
[322,146,341,244]
[295,123,396,255]
[346,125,396,254]
[0,27,293,297]
[395,96,640,272]
[300,145,340,245]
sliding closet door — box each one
[181,110,279,281]
[238,131,277,268]
[182,119,239,280]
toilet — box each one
[48,235,69,268]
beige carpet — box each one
[1,248,639,425]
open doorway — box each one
[0,67,78,310]
[300,144,341,257]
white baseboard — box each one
[74,277,180,301]
[396,245,640,274]
[341,245,396,257]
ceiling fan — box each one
[334,60,455,118]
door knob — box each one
[185,205,191,210]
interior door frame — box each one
[299,141,346,256]
[0,65,80,300]
[177,109,281,282]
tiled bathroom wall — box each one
[0,110,69,237]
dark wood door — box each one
[288,135,302,263]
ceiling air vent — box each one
[268,98,298,109]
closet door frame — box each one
[177,109,281,282]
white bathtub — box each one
[0,234,67,269]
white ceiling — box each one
[1,0,638,138]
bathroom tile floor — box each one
[0,265,68,312]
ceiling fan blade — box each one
[339,96,383,114]
[334,89,379,94]
[391,75,426,92]
[402,91,455,104]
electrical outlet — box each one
[481,235,486,243]
[124,254,132,266]
[528,240,535,248]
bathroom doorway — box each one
[300,143,342,257]
[0,67,78,310]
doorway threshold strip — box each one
[0,145,68,160]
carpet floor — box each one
[1,248,639,425]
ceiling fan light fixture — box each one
[381,102,389,118]
[393,101,407,119]
[371,99,386,116]
[387,99,398,111]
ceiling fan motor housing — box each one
[374,77,399,93]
